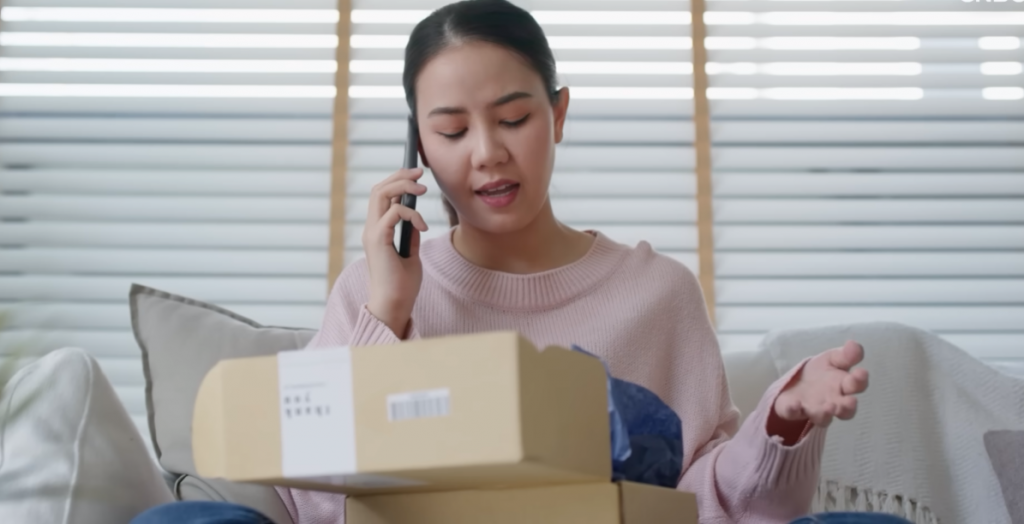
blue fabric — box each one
[131,501,914,524]
[789,513,915,524]
[571,345,684,488]
[131,501,273,524]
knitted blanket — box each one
[760,322,1024,524]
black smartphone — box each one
[397,116,419,258]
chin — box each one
[463,210,535,235]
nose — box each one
[470,125,509,170]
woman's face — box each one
[415,41,568,233]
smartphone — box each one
[397,116,419,258]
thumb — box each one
[828,340,864,371]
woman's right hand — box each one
[363,168,429,338]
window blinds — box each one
[703,0,1024,370]
[2,0,1021,450]
[345,0,699,271]
[0,0,337,447]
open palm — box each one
[774,340,870,428]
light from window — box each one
[979,37,1021,50]
[983,87,1024,100]
[0,57,337,73]
[0,7,338,23]
[0,84,336,97]
[758,62,922,75]
[0,32,338,48]
[981,62,1024,76]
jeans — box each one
[132,501,915,524]
[792,514,914,524]
[131,501,274,524]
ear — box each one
[417,136,431,168]
[552,87,570,144]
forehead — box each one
[415,41,547,111]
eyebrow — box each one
[427,91,533,117]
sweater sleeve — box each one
[669,267,826,524]
[304,260,421,350]
[275,260,419,524]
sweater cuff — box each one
[731,357,827,493]
[350,305,419,347]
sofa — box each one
[1,287,1021,524]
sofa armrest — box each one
[722,349,781,425]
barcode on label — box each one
[387,389,451,422]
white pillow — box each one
[722,349,781,425]
[0,347,174,524]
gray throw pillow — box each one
[984,430,1024,524]
[130,284,316,523]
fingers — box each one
[828,340,864,371]
[810,402,835,428]
[841,368,869,396]
[775,393,807,421]
[835,396,858,420]
[368,169,426,219]
[385,204,429,233]
[363,204,428,247]
[408,226,422,258]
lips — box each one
[474,179,520,195]
[474,179,520,208]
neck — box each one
[451,199,593,274]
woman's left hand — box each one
[773,340,870,429]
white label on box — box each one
[277,347,357,478]
[387,388,451,422]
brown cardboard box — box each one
[192,331,611,495]
[347,481,698,524]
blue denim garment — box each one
[132,502,914,524]
[131,501,273,524]
[572,345,683,488]
[790,513,915,524]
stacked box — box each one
[192,331,697,523]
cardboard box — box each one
[347,481,698,524]
[192,331,611,495]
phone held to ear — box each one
[397,116,419,258]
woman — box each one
[135,1,907,523]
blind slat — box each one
[3,302,324,330]
[0,249,327,275]
[0,223,329,248]
[0,170,329,194]
[1,195,329,221]
[717,253,1024,277]
[0,275,327,302]
[716,226,1024,250]
[718,280,1024,305]
[718,306,1024,333]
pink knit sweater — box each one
[276,231,825,524]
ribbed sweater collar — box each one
[421,229,630,312]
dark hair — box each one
[403,0,560,227]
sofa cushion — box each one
[722,349,780,425]
[0,347,173,524]
[130,284,315,523]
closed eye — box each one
[502,114,530,128]
[439,129,467,139]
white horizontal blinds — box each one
[0,1,337,447]
[346,0,697,269]
[703,0,1024,368]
